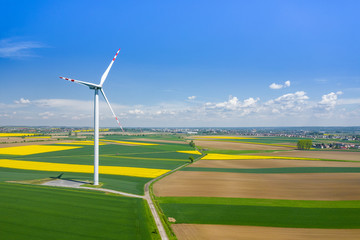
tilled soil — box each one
[172,224,360,240]
[154,171,360,200]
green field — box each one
[0,182,156,240]
[0,135,194,195]
[158,197,360,229]
[0,134,197,239]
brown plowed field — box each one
[194,140,293,150]
[251,150,360,161]
[172,224,360,240]
[189,159,360,169]
[153,171,360,200]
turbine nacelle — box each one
[89,86,101,90]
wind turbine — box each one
[60,48,124,185]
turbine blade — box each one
[60,77,100,88]
[100,89,124,132]
[99,48,121,87]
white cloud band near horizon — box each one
[1,91,359,127]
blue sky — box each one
[1,0,360,127]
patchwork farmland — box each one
[2,133,360,239]
[153,136,360,240]
[0,133,196,240]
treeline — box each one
[297,140,312,150]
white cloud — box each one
[264,91,310,115]
[0,38,45,58]
[129,109,144,115]
[14,98,30,104]
[317,92,342,110]
[207,96,259,111]
[269,83,283,89]
[273,91,309,103]
[1,91,360,127]
[188,96,196,100]
[243,97,259,107]
[269,80,291,90]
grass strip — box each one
[160,203,360,228]
[181,167,360,174]
[157,197,360,208]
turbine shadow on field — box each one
[49,173,91,185]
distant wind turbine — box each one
[60,49,124,185]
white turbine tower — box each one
[60,48,124,185]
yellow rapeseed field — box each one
[0,133,37,137]
[56,141,106,145]
[177,150,202,155]
[202,153,319,160]
[0,159,169,178]
[100,139,159,146]
[0,145,81,155]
